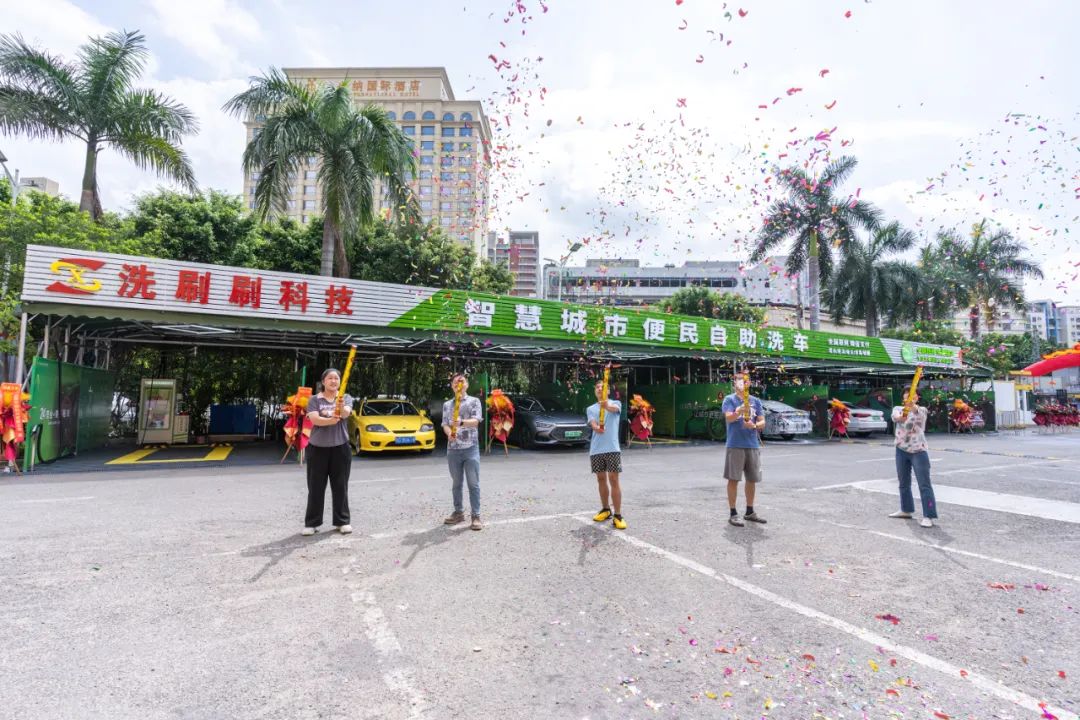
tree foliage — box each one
[472,260,515,294]
[750,156,881,330]
[827,221,918,336]
[224,68,416,277]
[129,189,261,266]
[0,29,198,219]
[659,286,767,324]
[349,219,476,289]
[932,222,1043,338]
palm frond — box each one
[78,30,149,115]
[107,88,198,143]
[222,67,310,119]
[820,155,858,189]
[871,221,916,256]
[750,200,799,262]
[0,33,81,137]
[244,106,317,217]
[111,131,197,192]
[0,85,77,139]
[0,33,79,98]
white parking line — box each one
[576,517,1072,720]
[368,511,591,540]
[812,459,1059,490]
[354,474,446,484]
[853,456,943,464]
[818,520,1080,584]
[846,480,1080,524]
[353,589,430,719]
[13,495,95,504]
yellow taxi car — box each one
[348,395,436,454]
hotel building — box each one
[241,67,492,257]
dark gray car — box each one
[510,395,593,448]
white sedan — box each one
[842,402,888,436]
[761,400,813,440]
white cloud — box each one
[1,0,1076,302]
[2,0,110,56]
[148,0,261,75]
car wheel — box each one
[516,426,534,450]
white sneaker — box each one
[919,518,934,528]
[301,527,316,536]
[888,511,913,519]
[339,525,353,534]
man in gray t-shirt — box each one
[441,373,484,530]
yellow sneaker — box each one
[612,514,627,530]
[593,508,612,522]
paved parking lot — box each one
[2,431,1078,719]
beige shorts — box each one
[724,447,762,483]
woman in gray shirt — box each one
[302,368,354,535]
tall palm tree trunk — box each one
[968,305,980,339]
[333,231,350,279]
[80,140,101,219]
[320,219,336,277]
[808,229,821,331]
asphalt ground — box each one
[1,431,1078,720]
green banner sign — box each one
[390,290,962,368]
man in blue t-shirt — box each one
[587,380,626,530]
[721,373,767,526]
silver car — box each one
[509,395,594,449]
[842,402,888,436]
[761,400,813,440]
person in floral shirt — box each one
[441,373,484,530]
[889,392,938,527]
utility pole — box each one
[543,241,583,303]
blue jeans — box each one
[448,446,481,516]
[895,448,938,518]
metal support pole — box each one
[42,317,49,359]
[63,325,71,364]
[14,312,27,385]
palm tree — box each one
[903,242,963,324]
[224,69,417,277]
[827,222,919,337]
[0,30,198,219]
[935,222,1043,338]
[750,156,881,330]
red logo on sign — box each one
[45,258,105,295]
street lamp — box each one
[543,242,584,303]
[0,149,20,206]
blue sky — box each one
[3,0,1078,301]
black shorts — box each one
[590,452,622,474]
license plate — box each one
[564,430,583,439]
[394,436,416,445]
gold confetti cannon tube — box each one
[335,345,357,416]
[598,365,611,429]
[902,365,923,420]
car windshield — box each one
[514,396,566,413]
[363,401,419,416]
[762,401,798,412]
